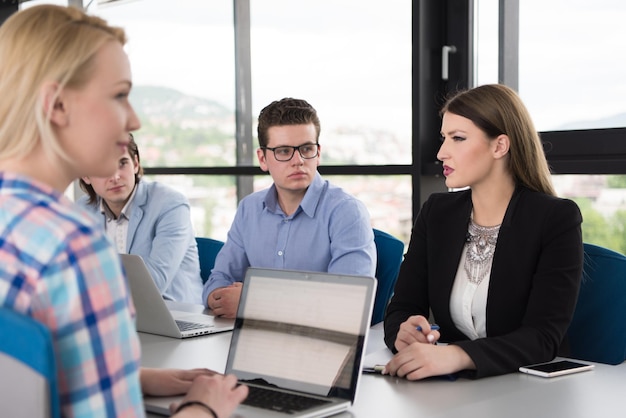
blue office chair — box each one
[372,228,405,325]
[196,237,225,284]
[566,243,626,365]
[0,307,59,418]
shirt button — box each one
[278,251,283,256]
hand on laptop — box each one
[140,367,219,397]
[208,282,243,318]
[169,374,248,418]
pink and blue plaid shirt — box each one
[0,172,144,417]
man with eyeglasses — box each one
[202,98,376,317]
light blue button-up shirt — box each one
[202,172,376,305]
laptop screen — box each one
[225,268,376,401]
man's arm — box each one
[327,198,377,277]
[201,207,250,308]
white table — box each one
[142,303,626,417]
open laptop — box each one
[120,253,234,338]
[144,267,376,417]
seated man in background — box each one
[79,134,203,304]
[203,97,377,317]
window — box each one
[93,0,236,168]
[473,0,626,253]
[250,0,411,165]
[89,0,242,240]
[91,0,413,243]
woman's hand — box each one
[394,315,440,352]
[141,367,218,397]
[170,374,248,418]
[383,343,475,380]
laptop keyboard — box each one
[242,385,331,414]
[175,320,209,331]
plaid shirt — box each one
[0,173,144,417]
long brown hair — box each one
[441,84,555,196]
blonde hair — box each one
[441,84,555,196]
[0,5,127,163]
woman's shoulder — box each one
[517,187,581,212]
[513,187,582,224]
[16,193,107,263]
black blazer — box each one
[384,186,583,378]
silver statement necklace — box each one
[464,218,501,285]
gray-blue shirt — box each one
[202,172,376,306]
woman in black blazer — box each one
[383,84,583,379]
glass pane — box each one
[554,175,626,254]
[250,0,411,165]
[145,175,238,242]
[473,0,499,86]
[519,1,626,131]
[253,174,412,246]
[474,1,626,131]
[91,0,236,167]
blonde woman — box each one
[384,84,583,380]
[0,5,246,417]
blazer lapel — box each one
[126,182,147,252]
[441,195,473,295]
[429,192,472,329]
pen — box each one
[362,365,458,381]
[362,365,386,374]
[416,324,440,332]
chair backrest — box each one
[196,237,225,284]
[0,307,59,418]
[567,243,626,365]
[372,228,405,325]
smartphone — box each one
[519,360,594,378]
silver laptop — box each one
[225,267,376,417]
[144,267,376,417]
[120,253,234,338]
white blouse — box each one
[449,246,492,340]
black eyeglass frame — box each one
[260,143,320,162]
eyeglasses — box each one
[261,143,319,162]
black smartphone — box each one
[519,360,594,378]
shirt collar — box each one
[263,172,323,218]
[299,172,324,217]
